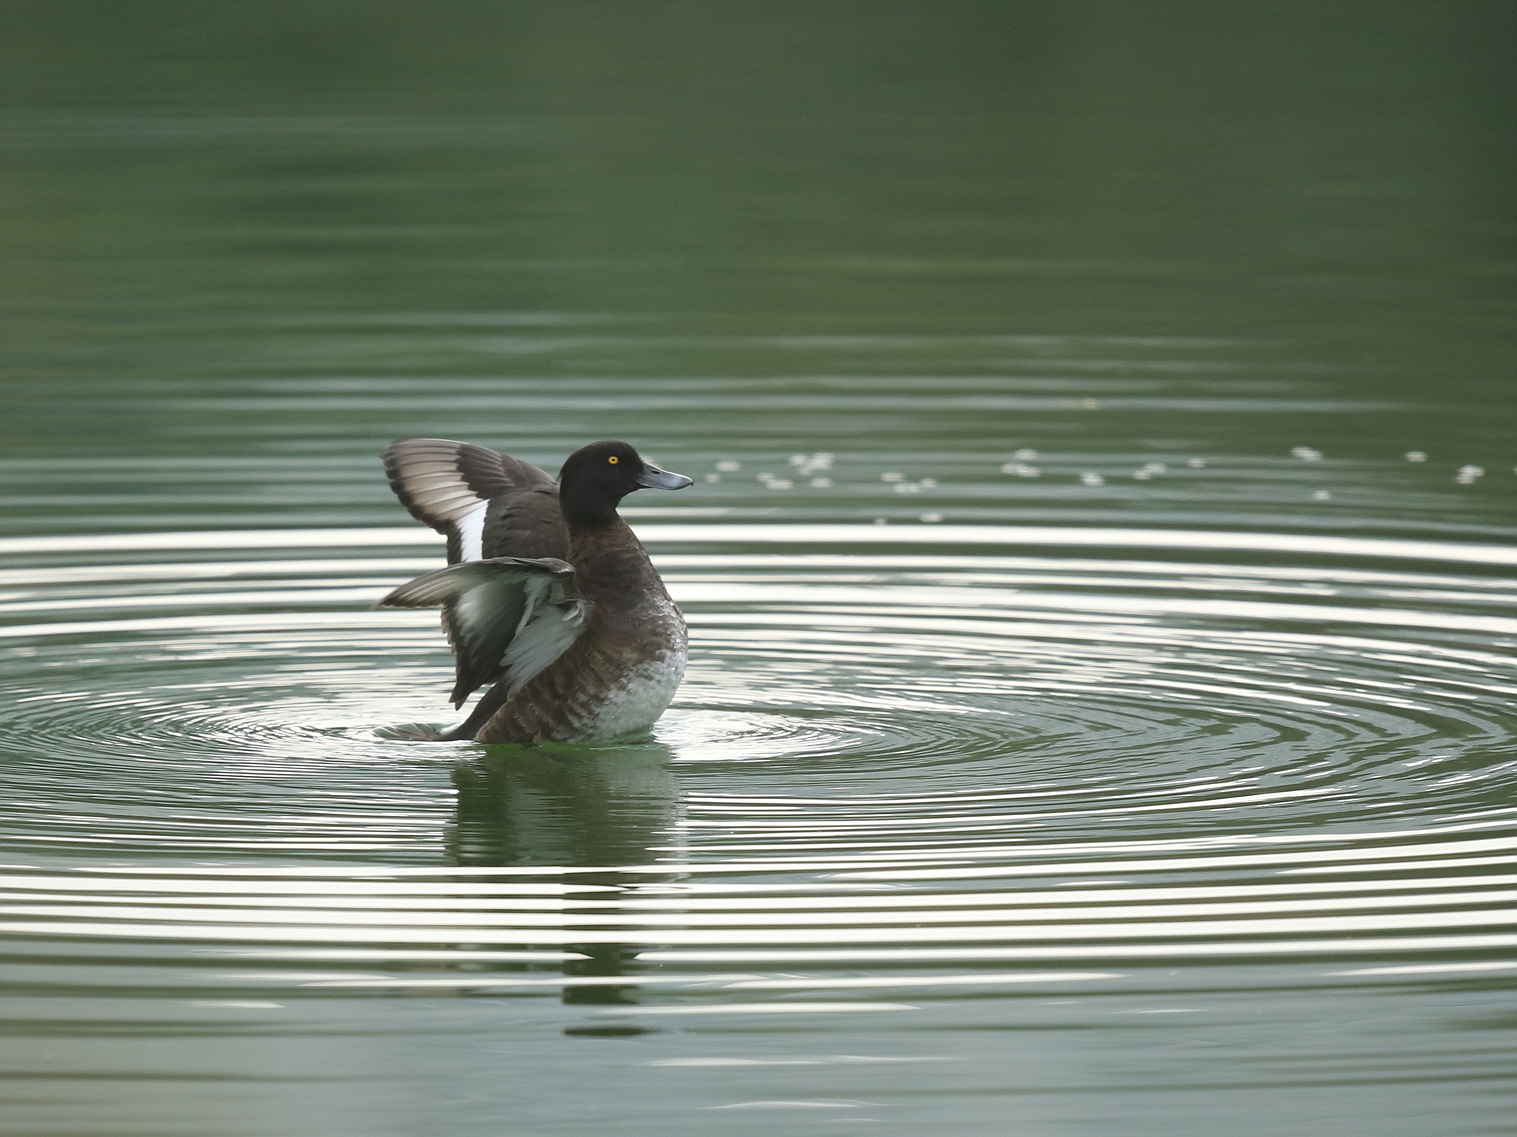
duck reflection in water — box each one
[446,742,681,1010]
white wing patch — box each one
[456,500,487,563]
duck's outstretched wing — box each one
[378,556,589,708]
[382,438,563,563]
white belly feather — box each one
[579,646,687,740]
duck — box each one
[377,437,693,743]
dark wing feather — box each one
[377,556,588,708]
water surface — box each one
[2,4,1516,1135]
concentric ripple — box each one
[2,523,1516,985]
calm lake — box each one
[3,4,1516,1135]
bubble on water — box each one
[1133,471,1151,481]
[715,460,742,472]
[1080,473,1105,487]
[1081,398,1100,409]
[919,512,943,524]
[1405,451,1427,463]
[893,482,921,494]
[703,473,721,483]
[918,477,938,489]
[1292,446,1323,461]
[1313,489,1333,500]
[880,472,906,483]
[809,477,832,488]
[1456,465,1484,485]
[1012,448,1038,461]
[1187,458,1206,468]
[1001,462,1040,477]
[788,452,835,476]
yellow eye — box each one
[608,455,619,464]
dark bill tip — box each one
[636,462,695,491]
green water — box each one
[3,4,1516,1135]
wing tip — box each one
[383,438,497,535]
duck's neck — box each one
[560,497,615,529]
[557,478,625,529]
[567,516,651,593]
